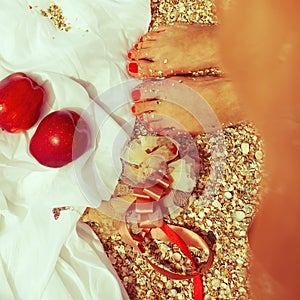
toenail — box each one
[127,52,132,59]
[128,62,138,73]
[138,114,144,122]
[131,105,136,113]
[139,36,143,42]
[131,89,141,101]
[134,43,139,50]
[146,123,152,131]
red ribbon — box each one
[119,172,214,300]
[160,222,203,300]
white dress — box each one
[0,0,151,299]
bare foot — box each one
[130,77,244,135]
[127,23,221,79]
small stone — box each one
[163,58,168,64]
[157,282,163,289]
[233,211,246,221]
[234,230,247,238]
[212,200,221,209]
[243,204,253,215]
[177,293,184,300]
[224,191,233,199]
[159,244,169,255]
[173,252,182,262]
[232,173,238,182]
[255,150,263,160]
[166,280,172,289]
[211,278,220,288]
[206,219,213,227]
[221,283,228,289]
[199,211,205,218]
[241,143,250,155]
[228,185,234,192]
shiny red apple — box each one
[29,109,91,168]
[0,72,45,133]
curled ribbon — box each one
[118,136,213,299]
[119,172,214,300]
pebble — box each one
[211,278,220,288]
[255,150,263,160]
[233,211,246,221]
[206,219,213,227]
[234,230,247,238]
[173,252,182,262]
[224,191,233,199]
[159,244,169,254]
[212,200,221,209]
[166,280,172,289]
[241,143,250,155]
[243,204,253,215]
[232,173,238,182]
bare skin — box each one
[127,23,221,79]
[131,76,243,135]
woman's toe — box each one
[131,40,153,50]
[139,32,158,42]
[127,61,165,78]
[131,100,158,116]
[150,24,168,32]
[128,49,154,61]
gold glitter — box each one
[84,122,264,300]
[39,1,72,32]
[150,0,218,28]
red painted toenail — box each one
[128,62,138,73]
[131,89,141,101]
[131,105,136,114]
[127,52,132,59]
[138,114,144,122]
[139,36,143,42]
[134,43,139,50]
[146,123,151,130]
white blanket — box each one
[0,0,150,299]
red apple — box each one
[29,109,91,168]
[0,72,45,133]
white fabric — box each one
[0,0,151,299]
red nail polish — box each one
[134,43,139,50]
[138,114,144,122]
[127,52,132,59]
[146,123,152,131]
[128,62,138,73]
[131,89,141,101]
[131,105,136,113]
[139,36,143,42]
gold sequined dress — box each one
[83,1,264,299]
